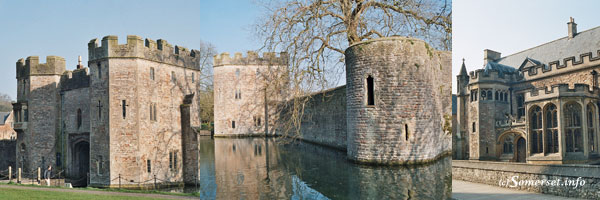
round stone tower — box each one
[345,37,451,164]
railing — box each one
[0,166,64,186]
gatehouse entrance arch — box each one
[72,140,89,187]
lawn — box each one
[0,187,168,200]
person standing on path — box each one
[44,165,52,186]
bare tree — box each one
[195,41,217,128]
[0,93,12,112]
[253,0,451,138]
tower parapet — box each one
[524,83,599,102]
[16,56,66,78]
[213,51,288,67]
[88,35,200,70]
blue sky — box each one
[453,0,600,93]
[0,0,262,100]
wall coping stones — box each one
[453,160,600,179]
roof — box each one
[495,25,600,68]
[484,61,517,75]
[0,112,9,125]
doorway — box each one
[72,141,89,187]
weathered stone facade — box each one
[212,52,288,137]
[346,37,452,164]
[455,19,600,164]
[213,36,452,164]
[12,35,202,187]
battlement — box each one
[60,68,90,91]
[520,50,600,81]
[213,51,288,67]
[88,35,200,70]
[468,69,516,84]
[16,56,66,78]
[524,83,599,102]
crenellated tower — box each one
[212,51,288,137]
[87,35,201,187]
[13,56,66,173]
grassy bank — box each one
[0,187,166,200]
[0,182,200,199]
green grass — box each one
[0,187,167,200]
[0,182,200,198]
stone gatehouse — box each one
[454,18,600,164]
[12,35,201,187]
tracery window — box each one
[545,104,558,153]
[565,102,583,152]
[588,103,596,153]
[530,106,543,154]
[517,94,525,119]
[503,136,513,154]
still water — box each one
[175,137,451,199]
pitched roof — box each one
[0,112,9,125]
[495,25,600,68]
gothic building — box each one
[455,18,600,164]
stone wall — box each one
[345,37,452,164]
[453,160,600,199]
[213,52,287,137]
[293,86,347,150]
[0,140,16,170]
[88,35,201,187]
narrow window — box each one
[24,109,28,122]
[97,101,102,120]
[98,156,103,173]
[588,104,596,153]
[472,122,476,133]
[239,90,242,99]
[405,124,409,140]
[486,147,489,154]
[192,73,195,83]
[232,121,236,128]
[257,117,261,126]
[169,152,173,170]
[149,104,153,121]
[171,71,176,82]
[150,67,155,80]
[504,93,508,102]
[517,94,525,119]
[147,160,151,173]
[173,152,177,171]
[77,109,82,129]
[122,100,127,119]
[495,91,499,101]
[367,76,374,105]
[153,104,157,121]
[97,62,102,79]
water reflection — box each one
[191,137,451,199]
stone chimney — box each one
[76,55,83,69]
[483,49,501,65]
[568,17,577,39]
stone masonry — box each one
[12,35,202,187]
[212,52,288,137]
[213,36,452,164]
[345,37,452,164]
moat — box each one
[170,137,451,199]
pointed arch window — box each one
[565,102,583,152]
[545,104,558,153]
[530,106,543,154]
